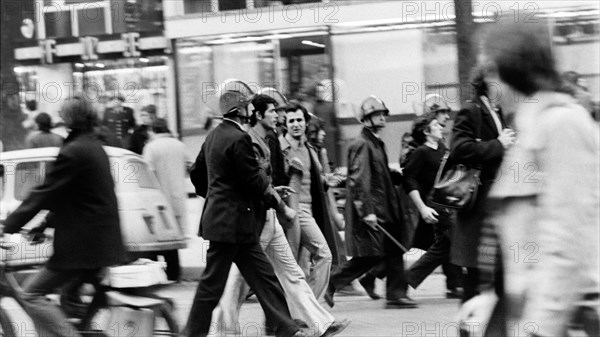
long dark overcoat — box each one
[344,128,408,257]
[449,96,505,267]
[4,131,127,270]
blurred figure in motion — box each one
[460,18,600,337]
[25,112,64,148]
[2,97,127,337]
[449,63,516,304]
[325,96,415,309]
[130,104,157,154]
[143,118,187,281]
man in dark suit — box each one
[186,81,307,337]
[2,97,127,337]
[102,93,136,148]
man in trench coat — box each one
[324,96,416,309]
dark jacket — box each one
[190,120,271,243]
[344,128,407,257]
[102,106,136,148]
[129,125,150,154]
[449,96,505,267]
[266,129,289,187]
[4,131,127,270]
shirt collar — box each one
[223,118,244,131]
[284,133,306,150]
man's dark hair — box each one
[35,112,53,132]
[411,113,437,146]
[26,100,37,112]
[141,104,157,115]
[250,94,278,127]
[482,19,561,96]
[152,118,170,134]
[60,96,99,132]
[469,64,490,98]
[284,103,311,124]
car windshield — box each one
[112,158,160,190]
[15,161,49,201]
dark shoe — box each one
[359,275,381,300]
[336,282,365,297]
[446,288,464,299]
[321,319,351,337]
[324,286,335,308]
[386,296,418,309]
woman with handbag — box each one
[460,18,599,337]
[449,65,516,303]
[403,113,463,298]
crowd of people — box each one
[2,16,598,337]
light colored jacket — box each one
[488,91,600,336]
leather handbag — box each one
[429,152,481,210]
[430,101,484,210]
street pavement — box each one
[1,266,462,337]
[155,271,463,337]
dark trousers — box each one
[462,267,480,303]
[406,216,462,290]
[21,267,100,337]
[185,241,299,337]
[329,253,408,300]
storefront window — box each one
[175,39,277,134]
[331,29,426,118]
[72,56,171,120]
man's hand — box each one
[419,206,439,224]
[457,291,498,337]
[25,226,47,245]
[324,173,344,187]
[274,186,295,199]
[363,214,379,231]
[497,128,517,150]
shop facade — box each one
[166,0,600,166]
[11,0,176,145]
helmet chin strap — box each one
[364,115,384,132]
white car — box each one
[0,147,187,264]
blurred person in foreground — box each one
[449,62,516,304]
[25,112,64,148]
[325,96,415,309]
[187,81,309,337]
[459,18,600,337]
[143,118,187,281]
[2,97,127,337]
[213,94,349,337]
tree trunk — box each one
[454,0,476,106]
